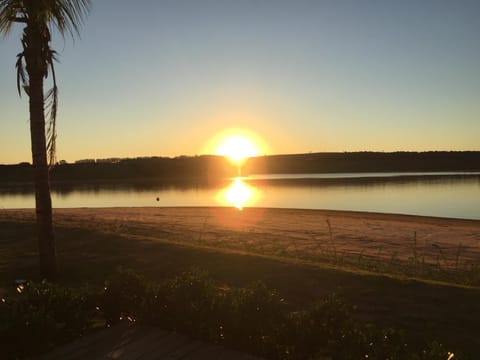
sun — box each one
[204,128,268,164]
[216,135,259,163]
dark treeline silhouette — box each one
[1,152,479,185]
[243,151,480,174]
[0,155,235,184]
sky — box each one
[1,0,479,164]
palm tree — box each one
[0,0,91,277]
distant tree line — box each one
[1,152,479,184]
[0,155,236,184]
[243,151,480,174]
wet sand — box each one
[2,207,479,268]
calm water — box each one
[1,172,479,220]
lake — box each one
[1,172,479,220]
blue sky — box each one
[1,0,479,164]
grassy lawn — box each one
[1,215,479,357]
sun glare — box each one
[225,178,253,209]
[216,135,259,163]
[217,177,260,210]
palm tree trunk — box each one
[28,59,57,278]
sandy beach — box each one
[2,207,479,269]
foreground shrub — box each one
[284,294,366,359]
[411,341,462,360]
[99,267,147,325]
[1,269,467,359]
[0,281,95,358]
[222,281,288,357]
[147,268,222,337]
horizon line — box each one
[2,149,480,166]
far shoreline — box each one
[2,151,480,184]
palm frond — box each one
[43,0,92,39]
[1,0,91,38]
[0,0,24,36]
[15,50,27,96]
[45,48,58,167]
[45,84,58,167]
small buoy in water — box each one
[156,197,159,202]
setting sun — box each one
[216,135,259,163]
[205,128,268,164]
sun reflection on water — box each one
[217,177,259,210]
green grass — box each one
[0,218,479,357]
